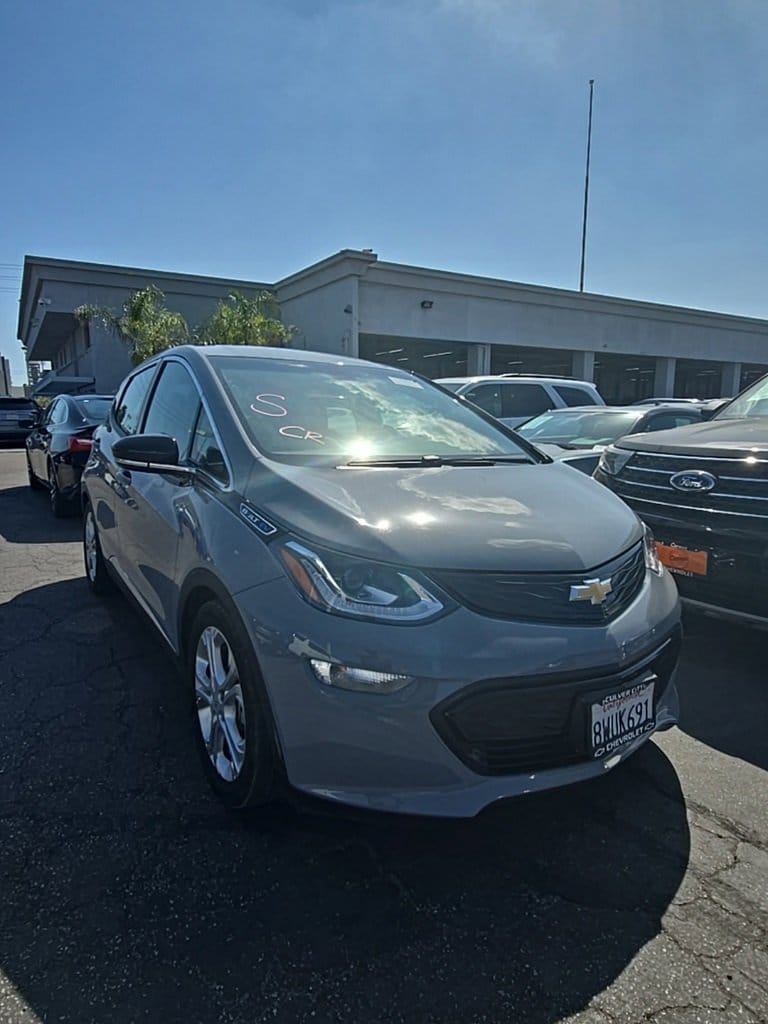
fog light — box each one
[310,660,414,694]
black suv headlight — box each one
[278,540,450,623]
[597,445,634,476]
[642,523,664,576]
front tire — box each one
[188,600,276,809]
[83,501,114,595]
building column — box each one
[571,351,595,381]
[654,357,676,398]
[467,343,490,375]
[720,361,742,397]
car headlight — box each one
[597,445,634,476]
[278,540,449,623]
[642,523,664,576]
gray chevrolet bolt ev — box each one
[81,346,681,817]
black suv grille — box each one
[430,631,681,776]
[431,542,645,625]
[617,452,768,519]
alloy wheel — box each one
[84,507,98,582]
[194,626,247,782]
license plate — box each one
[0,412,19,422]
[656,542,708,577]
[590,679,655,758]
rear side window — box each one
[0,399,36,410]
[115,367,156,435]
[48,400,68,425]
[143,361,201,459]
[554,385,599,407]
[647,412,701,431]
[74,397,113,423]
[463,383,503,418]
[501,383,552,418]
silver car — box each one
[82,346,681,817]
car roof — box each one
[172,344,388,372]
[526,404,697,415]
[435,375,596,386]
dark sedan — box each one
[26,394,113,516]
[517,404,704,475]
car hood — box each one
[534,443,602,461]
[616,418,768,458]
[245,460,642,572]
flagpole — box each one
[579,79,595,292]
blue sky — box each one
[1,0,766,383]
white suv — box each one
[435,374,605,429]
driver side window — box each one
[115,368,156,435]
[189,407,229,484]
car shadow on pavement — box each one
[677,609,768,772]
[0,484,82,544]
[0,577,690,1024]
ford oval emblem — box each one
[669,470,717,493]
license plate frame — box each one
[657,541,709,577]
[588,678,656,759]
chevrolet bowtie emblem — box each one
[569,578,613,605]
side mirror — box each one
[113,433,186,474]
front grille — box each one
[616,452,768,519]
[431,543,645,625]
[431,631,681,776]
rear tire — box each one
[83,501,114,595]
[49,463,73,518]
[26,452,44,490]
[187,600,276,809]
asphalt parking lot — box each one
[0,447,766,1024]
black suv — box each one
[594,373,768,628]
[0,397,40,444]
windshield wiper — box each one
[344,454,532,468]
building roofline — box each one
[274,248,378,290]
[18,255,273,340]
[367,259,768,329]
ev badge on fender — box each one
[570,578,613,605]
[669,470,717,493]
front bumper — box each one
[595,472,768,625]
[236,568,681,817]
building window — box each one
[489,344,573,377]
[359,336,468,378]
[593,354,656,404]
[674,359,722,399]
[740,364,768,393]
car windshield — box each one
[211,356,534,462]
[74,397,113,422]
[715,375,768,419]
[518,409,642,449]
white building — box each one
[17,250,768,402]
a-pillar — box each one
[654,357,676,398]
[720,362,742,397]
[571,351,595,381]
[467,343,490,376]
